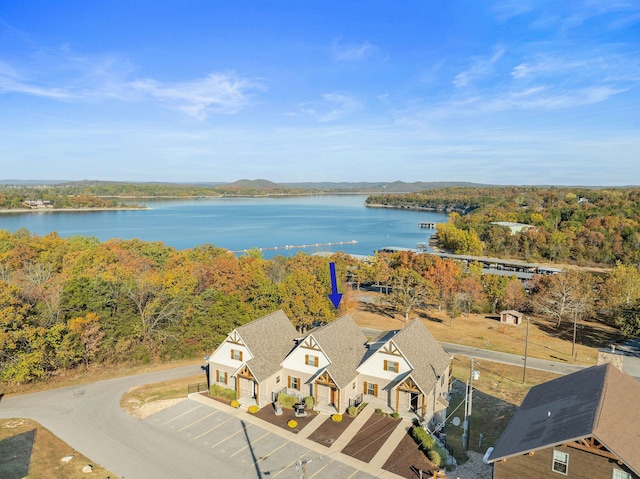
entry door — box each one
[240,378,254,399]
[330,388,338,406]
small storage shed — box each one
[500,310,523,326]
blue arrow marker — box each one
[328,262,342,309]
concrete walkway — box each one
[191,394,406,479]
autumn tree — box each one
[530,271,596,328]
[387,268,434,322]
[423,258,461,311]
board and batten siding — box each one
[357,344,411,380]
[493,445,639,479]
[280,341,330,376]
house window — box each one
[552,450,569,475]
[216,370,227,384]
[612,469,631,479]
[364,381,378,397]
[231,349,243,361]
[384,360,399,373]
[288,376,300,390]
[276,375,280,384]
[305,354,319,367]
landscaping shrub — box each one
[277,392,298,408]
[428,449,442,467]
[346,406,358,417]
[331,414,343,423]
[375,408,383,414]
[248,405,259,414]
[304,396,315,409]
[391,412,400,419]
[209,384,236,401]
[411,426,435,450]
[287,420,297,429]
[230,399,240,408]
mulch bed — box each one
[199,392,232,406]
[252,403,317,434]
[307,414,355,447]
[341,414,401,463]
[382,430,438,478]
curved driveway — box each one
[0,365,218,479]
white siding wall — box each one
[280,344,330,376]
[357,347,411,381]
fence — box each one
[187,382,209,394]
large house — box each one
[207,310,451,423]
[487,363,640,479]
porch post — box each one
[395,388,399,413]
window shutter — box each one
[216,370,220,382]
[394,362,399,373]
[239,350,243,361]
[305,354,309,365]
[364,381,368,394]
[288,376,292,388]
[384,360,388,371]
[373,384,378,397]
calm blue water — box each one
[0,196,446,258]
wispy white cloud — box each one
[129,74,259,119]
[331,40,377,61]
[453,47,505,87]
[300,92,360,122]
[0,50,261,119]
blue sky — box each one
[1,1,639,185]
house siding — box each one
[493,445,639,479]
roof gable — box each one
[233,310,299,382]
[489,363,640,475]
[307,314,368,389]
[386,318,451,392]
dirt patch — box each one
[0,418,119,479]
[341,413,401,462]
[307,414,354,447]
[129,398,186,419]
[252,403,317,434]
[382,430,438,478]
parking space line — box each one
[230,431,270,457]
[345,470,360,479]
[178,411,217,432]
[210,423,252,448]
[309,460,333,479]
[272,452,307,478]
[162,404,203,425]
[194,416,233,440]
[252,440,290,465]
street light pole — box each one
[522,317,530,384]
[572,310,578,358]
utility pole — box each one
[463,357,474,450]
[572,310,578,358]
[522,317,530,384]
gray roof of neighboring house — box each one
[310,314,369,390]
[390,318,451,394]
[488,363,640,476]
[236,309,299,382]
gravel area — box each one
[451,451,492,479]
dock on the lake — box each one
[419,222,436,228]
[230,240,358,254]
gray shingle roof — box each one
[488,363,640,475]
[236,310,299,382]
[390,318,451,394]
[310,314,368,390]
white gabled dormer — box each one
[208,329,255,368]
[357,338,412,380]
[281,334,331,374]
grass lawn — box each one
[0,418,119,479]
[120,374,202,418]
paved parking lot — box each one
[144,399,378,479]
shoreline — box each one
[0,207,149,215]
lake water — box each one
[0,195,447,258]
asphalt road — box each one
[0,365,219,479]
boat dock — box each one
[419,222,436,228]
[230,240,358,254]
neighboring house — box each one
[487,363,640,479]
[500,310,523,326]
[207,310,452,424]
[357,318,451,427]
[207,310,299,407]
